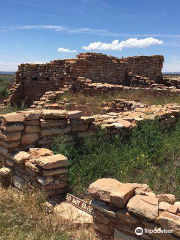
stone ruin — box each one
[5,52,164,106]
[0,52,180,239]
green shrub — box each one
[0,86,8,98]
[52,120,180,198]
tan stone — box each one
[44,182,67,191]
[42,168,67,177]
[0,123,24,132]
[0,132,21,141]
[127,195,158,221]
[25,126,41,133]
[0,141,20,149]
[42,110,67,119]
[110,183,136,208]
[156,194,176,204]
[68,110,82,119]
[114,228,139,240]
[25,111,41,120]
[159,201,171,211]
[40,119,66,128]
[25,120,40,126]
[1,113,25,124]
[13,151,30,164]
[41,127,71,136]
[0,167,11,177]
[168,205,179,214]
[116,210,140,224]
[21,133,39,145]
[35,154,68,169]
[174,202,180,211]
[88,178,123,202]
[156,212,180,237]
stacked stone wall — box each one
[89,178,180,240]
[6,53,164,105]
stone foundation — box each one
[88,178,180,240]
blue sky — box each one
[0,0,180,72]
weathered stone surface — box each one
[0,123,24,132]
[159,201,171,211]
[42,168,67,177]
[0,146,8,156]
[37,176,53,186]
[90,199,116,218]
[12,151,30,164]
[25,111,41,120]
[1,113,25,124]
[174,202,180,211]
[21,133,39,145]
[44,182,67,191]
[68,110,82,119]
[40,119,66,128]
[25,126,41,133]
[42,110,67,119]
[0,132,21,141]
[116,209,140,224]
[6,158,15,167]
[25,120,40,126]
[156,212,180,237]
[127,195,158,221]
[114,228,139,240]
[81,116,95,124]
[41,127,71,136]
[88,178,123,202]
[94,220,114,235]
[35,154,68,169]
[54,202,93,225]
[0,167,11,176]
[168,205,179,214]
[156,194,176,204]
[13,175,25,189]
[110,183,136,208]
[29,148,53,159]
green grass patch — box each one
[53,120,180,198]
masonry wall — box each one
[6,53,164,106]
[89,178,180,240]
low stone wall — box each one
[0,148,68,196]
[88,178,180,240]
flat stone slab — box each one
[54,202,93,225]
[35,154,68,169]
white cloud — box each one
[83,37,163,51]
[57,47,77,53]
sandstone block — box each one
[110,183,136,208]
[25,120,40,126]
[81,116,95,124]
[37,176,54,186]
[21,133,39,145]
[44,182,67,191]
[1,113,25,124]
[114,228,139,240]
[0,123,24,132]
[25,111,41,120]
[127,195,158,221]
[68,110,82,119]
[25,126,41,133]
[41,127,71,136]
[88,178,123,202]
[42,110,67,119]
[0,146,8,156]
[35,154,68,169]
[42,168,67,177]
[12,151,30,164]
[0,167,11,177]
[0,132,21,141]
[40,119,66,128]
[116,209,140,224]
[156,194,176,204]
[156,212,180,237]
[13,175,25,189]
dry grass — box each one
[59,90,180,115]
[0,187,98,240]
